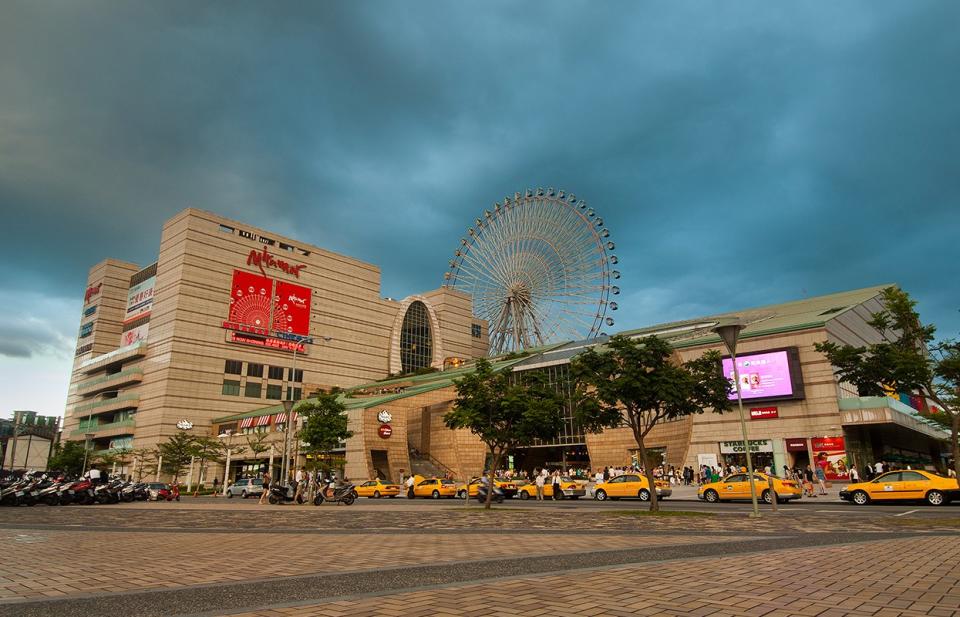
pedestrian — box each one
[405,473,416,499]
[259,470,271,505]
[535,469,546,501]
[551,469,562,501]
[294,466,306,504]
[849,465,859,483]
[212,477,219,497]
[782,464,790,479]
[803,466,816,498]
[815,465,827,495]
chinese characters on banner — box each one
[811,436,850,481]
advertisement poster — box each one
[228,270,274,330]
[722,350,794,400]
[120,323,149,347]
[124,276,156,323]
[273,281,312,335]
[811,436,850,481]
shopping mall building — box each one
[64,208,488,475]
[213,284,950,484]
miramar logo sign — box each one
[287,293,307,308]
[247,246,306,279]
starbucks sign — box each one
[719,439,773,454]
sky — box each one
[1,1,958,417]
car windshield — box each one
[148,483,167,489]
[440,479,456,485]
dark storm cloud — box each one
[1,0,958,352]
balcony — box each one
[79,342,148,375]
[76,368,144,396]
[70,418,136,438]
[73,394,140,417]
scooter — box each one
[156,483,181,502]
[475,483,505,504]
[313,480,356,506]
[267,482,304,505]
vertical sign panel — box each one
[273,281,311,335]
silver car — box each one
[226,478,264,499]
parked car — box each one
[355,479,401,498]
[413,478,459,499]
[698,472,802,504]
[516,476,586,500]
[840,470,959,506]
[593,474,672,502]
[146,482,169,501]
[226,478,264,499]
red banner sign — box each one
[378,424,393,439]
[811,436,849,481]
[229,332,305,352]
[274,281,311,336]
[749,406,779,420]
[785,438,808,452]
[228,270,274,330]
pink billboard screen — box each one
[722,349,803,401]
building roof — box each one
[212,285,893,423]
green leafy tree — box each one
[443,358,565,509]
[47,440,88,476]
[298,394,352,472]
[189,436,222,495]
[130,448,157,481]
[814,287,960,478]
[570,335,732,512]
[157,431,196,482]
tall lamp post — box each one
[280,334,332,484]
[713,318,761,518]
[81,433,96,476]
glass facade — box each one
[515,364,585,446]
[400,301,433,373]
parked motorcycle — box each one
[313,480,356,506]
[475,482,505,504]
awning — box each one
[839,396,950,442]
[273,411,299,424]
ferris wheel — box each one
[444,187,620,356]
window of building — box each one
[79,322,94,338]
[219,224,234,234]
[279,242,294,252]
[400,300,433,373]
[471,323,482,338]
[83,305,97,317]
[268,366,285,380]
[285,387,302,400]
[288,368,303,382]
[222,379,241,396]
[247,363,264,378]
[225,360,243,375]
[244,382,262,398]
[266,384,283,400]
[241,425,268,435]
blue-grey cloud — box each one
[0,0,958,357]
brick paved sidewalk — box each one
[227,536,960,617]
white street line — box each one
[815,510,850,513]
[894,509,919,517]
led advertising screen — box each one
[273,281,311,336]
[721,348,804,402]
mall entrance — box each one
[510,444,590,475]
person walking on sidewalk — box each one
[803,466,816,498]
[815,465,828,495]
[258,471,271,505]
[535,469,546,501]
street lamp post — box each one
[81,433,95,476]
[713,319,761,518]
[280,334,331,485]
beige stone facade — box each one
[64,208,487,477]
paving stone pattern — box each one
[0,529,737,601]
[227,536,960,617]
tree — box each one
[130,448,157,481]
[188,436,222,495]
[814,287,960,479]
[157,431,196,482]
[443,358,565,509]
[245,431,271,474]
[297,394,352,473]
[570,335,732,512]
[47,441,88,476]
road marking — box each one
[815,510,850,513]
[895,509,919,517]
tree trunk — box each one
[635,435,659,512]
[485,447,503,510]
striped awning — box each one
[254,415,272,427]
[239,417,254,428]
[273,411,299,424]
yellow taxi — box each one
[840,470,959,506]
[516,477,587,500]
[412,477,459,499]
[354,479,401,499]
[699,472,802,504]
[456,478,519,499]
[593,473,672,502]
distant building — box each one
[1,411,59,472]
[63,209,488,478]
